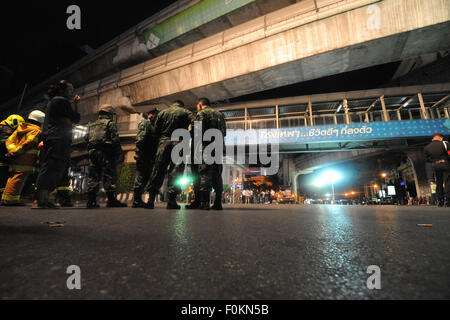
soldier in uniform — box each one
[145,101,192,210]
[0,114,25,192]
[85,104,127,209]
[195,98,227,210]
[186,109,201,210]
[132,109,159,208]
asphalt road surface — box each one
[0,204,449,300]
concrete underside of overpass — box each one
[73,0,450,115]
[294,149,385,174]
[291,147,431,198]
[151,22,450,106]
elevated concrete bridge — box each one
[69,0,450,116]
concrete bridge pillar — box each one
[223,164,231,186]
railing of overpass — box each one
[72,86,450,144]
[222,91,450,131]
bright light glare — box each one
[314,180,325,187]
[176,176,192,187]
[323,170,342,183]
[313,170,342,187]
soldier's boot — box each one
[57,190,74,207]
[212,192,223,211]
[34,190,58,210]
[132,190,146,208]
[186,191,201,210]
[199,191,211,211]
[167,194,181,210]
[145,192,156,210]
[86,192,100,209]
[445,197,450,207]
[106,192,127,208]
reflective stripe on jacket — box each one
[6,122,42,173]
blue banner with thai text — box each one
[225,119,450,145]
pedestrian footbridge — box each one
[71,83,450,163]
[221,83,450,152]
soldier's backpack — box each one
[87,119,111,148]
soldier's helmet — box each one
[5,114,25,130]
[28,110,46,125]
[99,104,116,115]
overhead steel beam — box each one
[380,95,390,122]
[216,83,450,112]
[397,96,415,111]
[418,93,430,119]
[431,95,450,108]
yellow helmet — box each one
[5,114,25,130]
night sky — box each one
[0,1,400,105]
[0,1,177,104]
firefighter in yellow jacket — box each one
[1,111,45,206]
[1,114,25,192]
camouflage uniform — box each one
[132,114,158,207]
[146,103,192,209]
[186,111,201,209]
[86,107,126,208]
[195,106,227,209]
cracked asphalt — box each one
[0,204,449,300]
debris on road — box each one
[43,222,65,228]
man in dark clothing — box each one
[132,109,159,208]
[35,80,80,209]
[424,133,450,207]
[85,104,127,209]
[194,98,227,211]
[145,101,192,210]
[0,115,25,192]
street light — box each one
[176,175,192,188]
[313,170,342,204]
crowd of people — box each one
[0,80,226,211]
[226,189,276,205]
